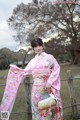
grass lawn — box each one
[0,64,80,120]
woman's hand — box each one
[45,83,51,93]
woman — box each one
[24,38,63,120]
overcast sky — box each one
[0,0,32,51]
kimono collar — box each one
[35,52,46,60]
[35,52,45,58]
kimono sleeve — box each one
[47,55,61,90]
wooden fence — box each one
[0,70,80,120]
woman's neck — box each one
[37,52,43,56]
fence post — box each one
[67,70,78,119]
[24,76,32,120]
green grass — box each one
[0,64,80,120]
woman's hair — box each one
[31,38,43,48]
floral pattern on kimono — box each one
[0,65,25,118]
[24,52,63,120]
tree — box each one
[8,0,80,64]
[33,0,38,5]
[0,48,14,69]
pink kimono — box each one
[0,52,63,120]
[24,52,63,120]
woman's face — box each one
[33,45,43,55]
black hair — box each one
[31,38,43,48]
